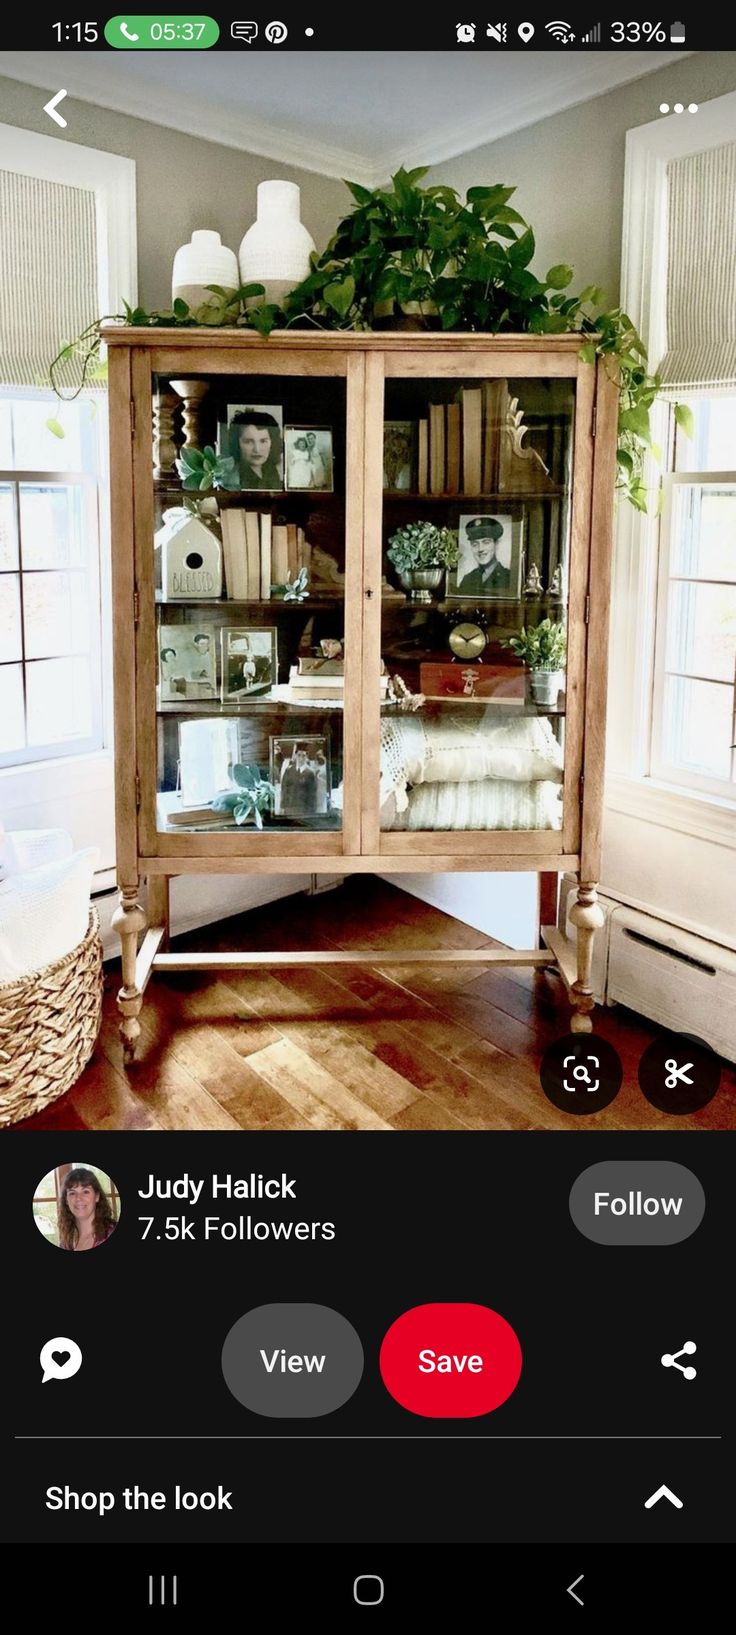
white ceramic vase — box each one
[238,181,315,306]
[172,230,239,312]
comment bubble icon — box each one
[40,1336,83,1384]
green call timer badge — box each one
[104,16,220,48]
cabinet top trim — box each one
[102,326,590,352]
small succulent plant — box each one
[210,764,274,828]
[176,443,238,491]
[272,565,310,601]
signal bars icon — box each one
[582,22,601,42]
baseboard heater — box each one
[559,878,736,1063]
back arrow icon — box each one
[566,1573,584,1605]
[43,90,68,128]
[644,1484,683,1509]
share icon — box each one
[661,1340,697,1380]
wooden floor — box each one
[17,879,736,1133]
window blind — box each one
[657,140,736,393]
[0,169,98,391]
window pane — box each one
[0,664,26,752]
[11,398,83,471]
[23,571,91,659]
[25,655,93,745]
[0,574,23,661]
[0,486,18,570]
[670,486,736,582]
[666,581,736,684]
[662,675,733,780]
[0,402,12,466]
[18,483,85,570]
[674,395,736,473]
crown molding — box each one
[0,53,374,184]
[0,50,693,190]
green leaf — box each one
[619,404,651,442]
[546,263,574,290]
[673,402,695,440]
[344,179,374,205]
[616,448,634,472]
[172,298,190,318]
[46,417,65,439]
[508,227,535,268]
[324,275,355,317]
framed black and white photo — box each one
[284,425,334,492]
[218,403,284,491]
[159,625,217,702]
[221,627,277,702]
[383,421,415,491]
[269,734,331,818]
[447,512,524,601]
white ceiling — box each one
[0,49,690,185]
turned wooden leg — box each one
[569,880,604,1034]
[146,875,170,950]
[112,886,146,1064]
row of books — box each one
[220,511,311,600]
[416,382,508,496]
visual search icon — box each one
[661,1340,697,1381]
[539,1034,623,1115]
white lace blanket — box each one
[379,711,563,813]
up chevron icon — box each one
[644,1484,684,1509]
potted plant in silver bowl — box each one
[386,520,459,603]
[505,618,567,707]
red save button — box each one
[379,1302,522,1418]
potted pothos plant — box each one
[386,520,459,602]
[48,166,693,510]
[505,618,567,707]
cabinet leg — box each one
[146,875,170,950]
[111,885,146,1064]
[569,880,604,1034]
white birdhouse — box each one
[156,508,222,600]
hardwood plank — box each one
[245,1039,391,1131]
[97,1013,241,1131]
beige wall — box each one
[0,74,347,309]
[429,52,736,307]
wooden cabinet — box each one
[105,328,618,1059]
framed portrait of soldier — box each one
[447,513,524,600]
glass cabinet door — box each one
[139,354,360,850]
[372,365,580,847]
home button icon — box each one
[354,1575,385,1605]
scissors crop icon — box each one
[664,1058,694,1090]
[563,1054,600,1092]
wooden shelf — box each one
[383,698,566,716]
[154,594,344,609]
[157,697,347,716]
[383,488,566,502]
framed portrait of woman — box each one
[218,404,284,491]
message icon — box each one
[231,21,258,42]
[40,1337,83,1384]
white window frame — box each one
[0,124,136,867]
[606,88,736,847]
[650,460,736,800]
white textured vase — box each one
[238,181,315,306]
[172,230,239,311]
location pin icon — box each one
[518,21,535,41]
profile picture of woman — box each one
[33,1165,120,1252]
[229,406,284,491]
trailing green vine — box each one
[48,167,686,508]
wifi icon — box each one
[545,19,575,42]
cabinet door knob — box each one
[365,588,374,599]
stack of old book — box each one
[220,511,312,599]
[287,655,388,701]
[415,382,508,496]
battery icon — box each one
[670,20,686,42]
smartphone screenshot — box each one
[1,12,734,1612]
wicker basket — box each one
[0,910,103,1127]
